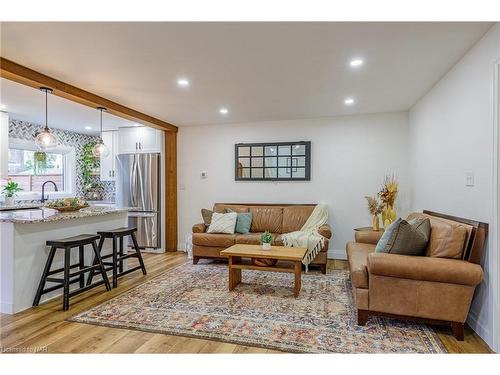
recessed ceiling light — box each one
[344,98,355,105]
[85,126,92,130]
[349,59,364,67]
[219,108,229,115]
[177,78,190,87]
[133,123,141,127]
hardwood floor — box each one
[0,253,492,354]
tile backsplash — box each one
[8,119,115,201]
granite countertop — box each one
[0,206,129,224]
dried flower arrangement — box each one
[365,195,383,230]
[365,196,383,215]
[378,174,399,227]
[379,174,398,207]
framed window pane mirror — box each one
[235,141,311,181]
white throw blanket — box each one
[281,204,329,271]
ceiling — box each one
[0,22,494,127]
[0,78,138,134]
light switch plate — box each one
[201,171,207,179]
[465,171,474,187]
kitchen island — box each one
[0,207,129,314]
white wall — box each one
[178,112,410,258]
[409,23,500,351]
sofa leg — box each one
[192,256,200,265]
[320,264,327,274]
[357,309,369,326]
[451,322,464,341]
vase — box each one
[382,204,397,228]
[262,242,271,250]
[372,214,380,231]
[5,196,14,206]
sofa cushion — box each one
[407,212,470,259]
[250,207,283,233]
[213,204,249,213]
[207,212,237,234]
[192,233,236,247]
[346,241,376,289]
[282,206,314,233]
[235,233,262,245]
[375,218,431,256]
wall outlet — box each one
[465,171,474,187]
[201,171,207,179]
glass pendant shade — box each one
[35,127,57,149]
[92,141,110,157]
[92,107,109,157]
[36,87,57,150]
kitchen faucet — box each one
[41,180,58,203]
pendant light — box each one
[35,87,57,149]
[92,107,110,157]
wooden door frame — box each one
[0,57,178,252]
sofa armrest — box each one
[354,230,383,245]
[367,253,483,286]
[192,223,207,233]
[319,224,332,239]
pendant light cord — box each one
[44,89,48,131]
[100,108,103,139]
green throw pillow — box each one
[225,208,252,234]
[375,217,431,256]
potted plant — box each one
[2,178,23,206]
[260,231,273,250]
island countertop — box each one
[0,206,130,224]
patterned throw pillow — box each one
[201,208,213,225]
[207,212,238,234]
[225,208,253,234]
[375,217,431,256]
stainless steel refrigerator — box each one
[117,153,161,249]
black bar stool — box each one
[87,227,147,288]
[33,234,111,311]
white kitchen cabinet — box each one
[118,126,162,154]
[100,130,118,181]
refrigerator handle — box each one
[130,155,137,207]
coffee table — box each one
[220,244,307,298]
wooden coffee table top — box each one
[221,244,307,261]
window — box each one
[235,141,311,181]
[8,148,66,192]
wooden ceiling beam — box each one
[0,57,178,133]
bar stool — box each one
[87,227,147,288]
[33,234,111,311]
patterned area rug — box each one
[70,262,447,353]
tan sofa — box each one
[346,210,487,340]
[192,203,332,273]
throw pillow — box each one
[207,212,238,234]
[201,208,213,226]
[225,208,253,234]
[375,217,431,256]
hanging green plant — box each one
[34,151,48,175]
[81,142,100,190]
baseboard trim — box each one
[328,249,347,260]
[0,301,13,314]
[467,310,494,352]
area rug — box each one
[69,262,447,353]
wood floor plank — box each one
[0,252,492,354]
